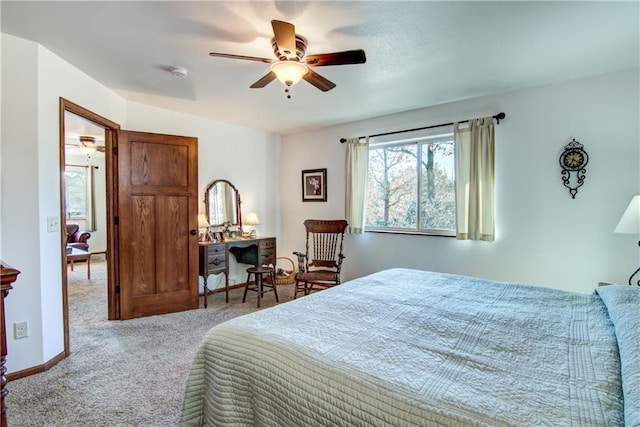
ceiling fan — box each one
[209,20,366,98]
[65,136,105,158]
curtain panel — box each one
[345,137,369,233]
[454,117,495,241]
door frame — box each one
[59,98,121,356]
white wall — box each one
[280,69,640,294]
[1,34,44,371]
[0,34,128,373]
[1,34,279,374]
[1,34,128,374]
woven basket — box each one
[274,256,296,285]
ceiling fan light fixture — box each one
[79,144,97,156]
[78,135,97,157]
[270,61,308,86]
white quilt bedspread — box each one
[180,268,628,426]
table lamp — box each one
[244,213,260,238]
[198,214,210,242]
[614,195,640,286]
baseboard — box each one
[202,282,246,296]
[6,350,66,381]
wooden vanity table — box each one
[198,237,276,308]
[200,179,276,308]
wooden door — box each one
[117,130,199,319]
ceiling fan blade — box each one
[250,71,277,88]
[271,20,296,59]
[96,146,106,152]
[209,52,273,64]
[305,49,367,67]
[303,69,336,92]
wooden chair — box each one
[293,219,348,298]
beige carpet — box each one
[7,255,294,426]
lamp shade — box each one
[615,195,640,234]
[79,144,97,156]
[198,213,210,228]
[270,61,308,86]
[244,213,260,226]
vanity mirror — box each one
[205,179,242,229]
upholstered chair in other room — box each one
[66,223,91,251]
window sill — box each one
[365,228,455,238]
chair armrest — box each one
[293,251,306,273]
[78,232,91,243]
[332,253,346,278]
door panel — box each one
[156,195,190,293]
[131,140,189,187]
[118,130,198,319]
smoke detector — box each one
[169,66,188,78]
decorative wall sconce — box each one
[559,138,588,199]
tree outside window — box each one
[366,134,455,235]
[65,165,95,230]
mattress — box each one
[180,268,638,426]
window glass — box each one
[65,165,90,219]
[366,133,455,235]
[420,139,455,231]
[367,143,417,229]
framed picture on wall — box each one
[302,168,327,202]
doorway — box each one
[59,98,121,356]
[63,111,107,349]
[59,98,200,353]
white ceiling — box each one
[2,1,638,135]
[64,111,105,158]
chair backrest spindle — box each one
[303,220,347,271]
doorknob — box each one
[190,229,197,235]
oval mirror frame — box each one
[204,179,242,228]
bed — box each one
[180,268,639,426]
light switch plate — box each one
[47,216,59,232]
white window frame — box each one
[365,132,456,237]
[65,164,96,231]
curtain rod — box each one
[339,112,506,143]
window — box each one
[365,132,456,236]
[65,165,96,230]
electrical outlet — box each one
[14,321,29,339]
